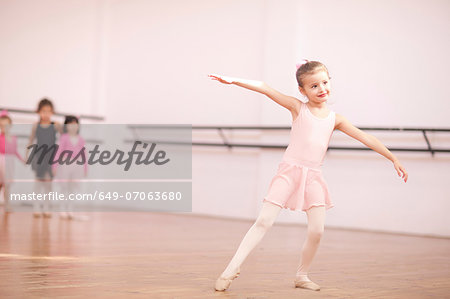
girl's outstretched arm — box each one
[335,113,409,183]
[208,74,300,114]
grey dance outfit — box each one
[31,122,57,179]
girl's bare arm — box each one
[335,113,408,183]
[208,74,300,113]
[25,123,37,161]
[54,121,63,134]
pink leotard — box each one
[0,133,24,183]
[0,133,24,161]
[52,133,88,176]
[263,101,336,212]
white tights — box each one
[221,201,326,279]
[33,179,52,213]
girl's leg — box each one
[59,181,69,218]
[0,183,5,211]
[41,182,52,216]
[41,173,52,216]
[66,180,76,219]
[33,179,44,215]
[295,205,326,280]
[3,183,11,212]
[220,201,282,277]
[33,175,52,217]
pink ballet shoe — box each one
[294,278,320,291]
[214,267,241,291]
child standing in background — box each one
[26,98,62,218]
[0,110,25,213]
[52,115,88,219]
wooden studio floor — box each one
[0,210,449,299]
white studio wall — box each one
[0,0,101,116]
[0,0,449,237]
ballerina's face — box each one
[0,118,11,134]
[38,105,53,123]
[298,70,331,103]
[66,121,79,135]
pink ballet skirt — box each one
[263,158,334,212]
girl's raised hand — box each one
[208,74,234,84]
[393,159,408,183]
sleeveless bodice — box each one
[36,123,56,146]
[281,101,335,168]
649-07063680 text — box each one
[9,191,183,201]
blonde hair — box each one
[295,60,331,88]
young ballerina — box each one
[26,98,62,218]
[0,110,25,213]
[52,115,88,219]
[208,59,408,292]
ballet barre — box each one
[127,125,450,156]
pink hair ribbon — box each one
[0,109,8,117]
[296,59,309,70]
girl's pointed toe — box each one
[294,279,320,291]
[214,268,240,291]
